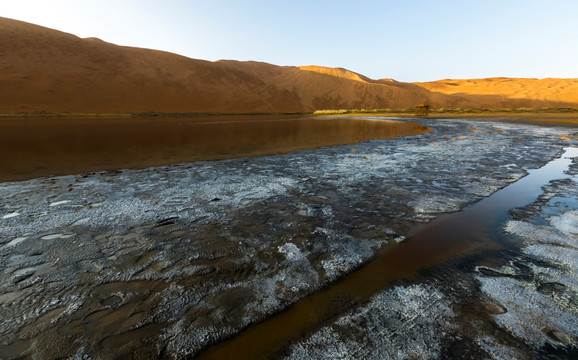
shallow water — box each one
[0,115,429,181]
[1,118,575,359]
[197,147,578,360]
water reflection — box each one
[0,116,429,181]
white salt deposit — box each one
[49,200,71,207]
[478,276,578,348]
[550,210,578,236]
[41,233,75,240]
[278,243,304,261]
[480,198,578,350]
[285,283,454,360]
[4,237,28,247]
[505,220,575,248]
[2,212,19,219]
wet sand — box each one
[1,117,577,359]
[198,147,578,360]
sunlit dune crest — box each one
[298,66,374,83]
[414,78,578,107]
[1,16,577,114]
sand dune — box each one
[1,17,577,114]
[414,78,578,109]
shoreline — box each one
[1,118,576,358]
[1,110,577,126]
[0,116,431,182]
[327,111,578,127]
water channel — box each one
[197,147,578,359]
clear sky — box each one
[3,0,577,82]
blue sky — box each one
[3,0,578,82]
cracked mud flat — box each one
[0,117,577,359]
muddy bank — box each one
[283,148,578,360]
[0,117,576,359]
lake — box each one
[0,115,430,181]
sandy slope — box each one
[1,17,577,113]
[414,78,578,109]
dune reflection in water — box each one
[0,115,430,181]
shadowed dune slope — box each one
[1,17,577,113]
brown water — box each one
[0,115,430,182]
[197,147,578,359]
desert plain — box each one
[1,16,578,360]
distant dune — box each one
[1,17,577,114]
[414,78,578,109]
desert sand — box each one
[414,77,578,108]
[1,16,577,114]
